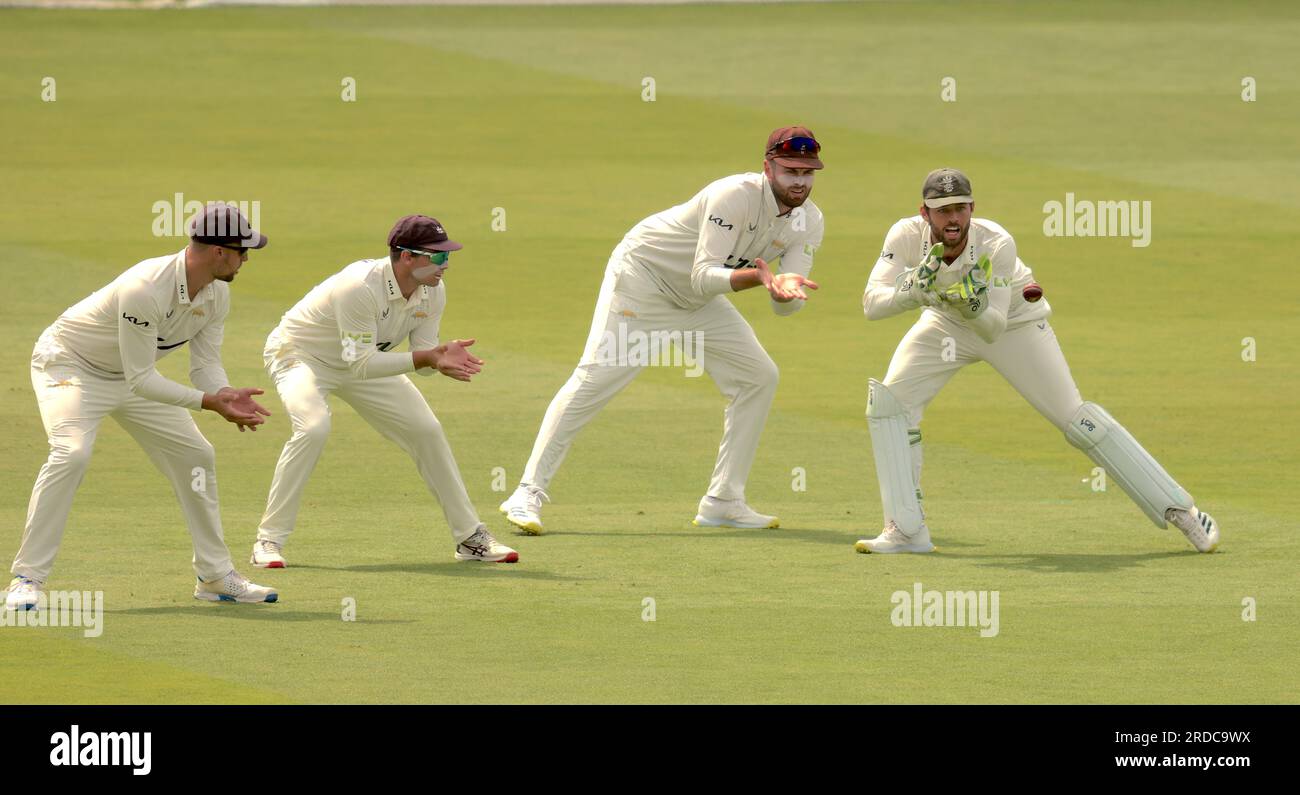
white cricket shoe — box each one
[5,575,41,611]
[455,525,520,563]
[692,496,779,529]
[194,570,279,603]
[1166,506,1220,553]
[855,522,935,554]
[499,485,549,535]
[250,539,286,568]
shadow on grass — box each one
[105,607,393,623]
[958,550,1191,573]
[553,526,942,548]
[291,561,587,581]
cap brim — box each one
[923,195,973,209]
[243,232,268,250]
[771,156,824,170]
[427,239,463,252]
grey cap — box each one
[922,168,973,209]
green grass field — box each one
[1,1,1296,704]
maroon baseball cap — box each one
[387,215,462,252]
[765,126,824,170]
[189,202,267,249]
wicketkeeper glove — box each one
[894,244,945,308]
[941,255,992,320]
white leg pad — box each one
[1064,401,1193,528]
[867,379,924,534]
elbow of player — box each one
[771,298,804,317]
[862,293,889,321]
[973,316,1008,344]
[690,271,712,296]
[124,369,152,395]
[345,354,370,380]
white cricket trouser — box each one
[878,309,1083,506]
[520,247,780,501]
[15,358,235,584]
[257,340,482,545]
[883,309,1083,430]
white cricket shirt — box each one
[618,172,825,312]
[267,257,445,380]
[864,216,1050,342]
[33,248,231,410]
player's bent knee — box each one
[175,436,216,465]
[1048,399,1085,434]
[866,379,909,419]
[296,415,331,444]
[755,357,779,391]
[51,438,94,470]
[409,414,444,440]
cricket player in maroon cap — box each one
[499,127,825,534]
[6,203,278,609]
[249,215,518,566]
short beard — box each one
[929,220,968,250]
[774,186,808,209]
[217,273,235,283]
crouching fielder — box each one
[250,215,517,567]
[856,168,1219,555]
[498,126,825,534]
[8,203,278,609]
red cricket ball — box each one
[1023,283,1043,302]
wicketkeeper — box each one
[857,168,1220,554]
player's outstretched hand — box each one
[771,272,819,302]
[433,339,484,382]
[756,258,818,302]
[206,387,271,432]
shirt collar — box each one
[173,248,217,307]
[761,174,780,219]
[382,258,429,305]
[175,249,193,306]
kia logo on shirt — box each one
[122,313,150,328]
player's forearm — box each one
[348,349,417,380]
[409,339,439,377]
[863,285,918,321]
[966,304,1008,343]
[190,365,230,396]
[728,268,765,292]
[129,368,205,410]
[412,348,440,371]
[690,264,736,296]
